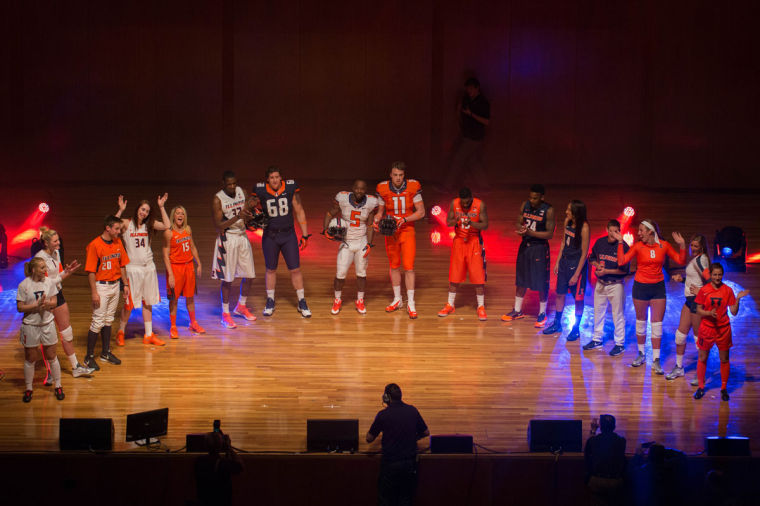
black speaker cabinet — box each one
[59,418,114,451]
[307,419,359,453]
[705,436,751,457]
[186,433,208,452]
[528,419,582,452]
[430,434,473,454]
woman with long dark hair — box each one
[543,200,590,341]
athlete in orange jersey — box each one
[375,161,425,318]
[83,215,130,370]
[163,206,205,338]
[438,188,488,320]
[693,263,749,401]
[611,219,686,372]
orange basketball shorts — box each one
[449,237,485,284]
[168,262,196,299]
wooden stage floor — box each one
[0,181,758,454]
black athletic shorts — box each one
[56,289,66,307]
[632,280,666,301]
[556,256,588,301]
[684,295,697,314]
[516,240,550,294]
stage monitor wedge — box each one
[59,418,114,451]
[430,434,473,454]
[307,419,359,453]
[126,407,169,444]
[528,419,582,453]
[705,436,751,457]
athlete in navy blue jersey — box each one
[502,184,555,326]
[252,166,312,317]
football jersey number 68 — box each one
[267,198,289,217]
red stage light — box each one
[430,231,441,244]
[38,203,50,213]
[747,252,760,264]
[623,206,635,218]
[431,205,442,217]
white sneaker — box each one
[72,364,94,378]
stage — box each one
[0,181,758,455]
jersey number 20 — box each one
[266,198,289,217]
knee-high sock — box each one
[697,360,707,389]
[720,362,730,390]
[86,331,98,357]
[49,357,62,388]
[24,361,35,391]
[101,326,112,353]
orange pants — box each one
[385,227,416,270]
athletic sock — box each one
[86,331,98,357]
[170,314,177,327]
[24,361,35,391]
[101,326,112,353]
[407,291,416,312]
[697,360,707,389]
[574,312,583,328]
[238,296,247,306]
[296,289,305,300]
[637,343,645,354]
[476,294,484,307]
[67,353,78,369]
[188,311,196,323]
[652,348,660,360]
[539,301,547,315]
[266,290,275,299]
[514,296,524,312]
[357,291,365,301]
[448,292,456,306]
[720,361,730,390]
[393,285,402,302]
[676,354,684,368]
[145,321,152,336]
[222,303,230,314]
[335,291,342,300]
[49,357,62,388]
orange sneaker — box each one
[221,312,237,329]
[386,299,402,312]
[189,320,206,334]
[331,298,342,315]
[501,310,524,322]
[437,303,455,317]
[407,306,418,319]
[477,306,487,321]
[355,299,367,314]
[170,326,179,339]
[233,304,257,321]
[116,330,125,346]
[143,333,165,346]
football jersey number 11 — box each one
[391,196,406,215]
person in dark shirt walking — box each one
[366,383,429,506]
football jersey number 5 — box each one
[266,198,289,217]
[350,210,361,227]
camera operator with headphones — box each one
[366,383,429,506]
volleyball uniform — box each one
[617,240,686,300]
[376,179,423,271]
[123,220,160,308]
[254,180,301,271]
[212,187,256,282]
[696,283,736,351]
[168,228,196,299]
[683,254,709,313]
[334,192,378,279]
[35,249,67,307]
[85,236,129,333]
[555,221,587,300]
[448,197,486,284]
[17,277,59,348]
[516,201,551,294]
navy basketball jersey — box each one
[521,201,551,243]
[562,221,582,259]
[254,179,300,231]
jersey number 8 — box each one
[650,250,656,259]
[266,198,289,217]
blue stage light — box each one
[722,246,734,257]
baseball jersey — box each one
[123,220,153,266]
[169,228,194,264]
[452,197,483,240]
[17,277,58,325]
[696,283,736,330]
[34,249,64,290]
[589,237,629,283]
[335,192,378,242]
[376,179,423,228]
[85,236,130,281]
[617,240,686,284]
[254,180,300,231]
[521,201,551,244]
[216,187,247,235]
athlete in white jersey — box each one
[115,192,171,346]
[666,234,711,381]
[17,257,64,402]
[212,171,257,328]
[323,179,378,314]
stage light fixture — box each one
[714,226,746,272]
[623,206,635,218]
[430,231,441,245]
[431,205,442,217]
[38,202,50,213]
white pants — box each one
[125,262,160,308]
[90,282,120,333]
[211,232,256,282]
[336,237,368,279]
[593,282,625,345]
[19,321,58,348]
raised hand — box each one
[157,193,168,208]
[118,195,128,214]
[672,231,686,248]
